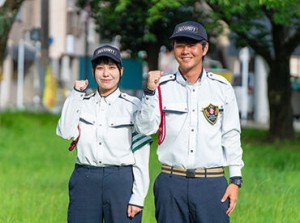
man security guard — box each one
[135,21,244,223]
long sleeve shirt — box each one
[135,69,244,178]
[56,88,151,207]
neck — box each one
[180,66,203,84]
[98,86,118,97]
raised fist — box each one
[74,79,89,91]
[146,70,163,91]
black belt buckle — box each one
[186,169,196,178]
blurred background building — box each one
[0,0,299,127]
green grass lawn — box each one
[0,111,300,223]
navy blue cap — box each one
[91,45,122,66]
[170,21,208,42]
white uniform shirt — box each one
[135,69,244,177]
[56,88,151,207]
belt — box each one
[161,165,224,178]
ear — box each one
[202,43,209,56]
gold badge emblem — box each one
[203,104,219,125]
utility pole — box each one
[239,47,250,123]
[84,1,91,80]
[40,0,49,104]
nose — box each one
[102,67,109,76]
[181,45,189,54]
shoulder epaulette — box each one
[132,132,153,152]
[159,74,176,85]
[206,72,230,85]
[120,93,140,106]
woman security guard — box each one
[56,45,152,223]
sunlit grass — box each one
[0,111,299,222]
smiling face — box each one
[93,58,123,96]
[173,38,208,80]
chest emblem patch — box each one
[203,104,219,125]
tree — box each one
[77,0,217,70]
[0,0,24,74]
[207,0,300,140]
[76,0,299,140]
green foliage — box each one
[79,0,214,56]
[207,0,300,49]
[207,0,300,140]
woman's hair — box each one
[92,56,122,73]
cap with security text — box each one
[170,21,208,42]
[91,45,122,66]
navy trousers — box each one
[68,164,142,223]
[154,173,229,223]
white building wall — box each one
[49,0,67,59]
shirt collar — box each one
[95,88,121,104]
[175,67,205,85]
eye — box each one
[176,44,184,48]
[96,65,104,71]
[109,65,117,70]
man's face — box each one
[173,40,208,73]
[94,62,123,96]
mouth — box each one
[181,57,192,62]
[101,79,112,83]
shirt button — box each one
[190,150,193,153]
[99,142,102,145]
[192,89,195,92]
[191,129,194,132]
[99,124,102,126]
[99,161,102,164]
[192,109,195,112]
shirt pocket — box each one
[78,113,96,142]
[79,112,96,125]
[108,116,134,128]
[107,116,133,147]
[162,103,188,114]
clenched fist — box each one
[146,71,163,91]
[74,79,89,91]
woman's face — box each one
[93,62,123,96]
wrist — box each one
[230,176,243,188]
[74,87,86,93]
[144,87,155,95]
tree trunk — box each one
[146,42,160,71]
[0,0,25,73]
[267,55,294,140]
